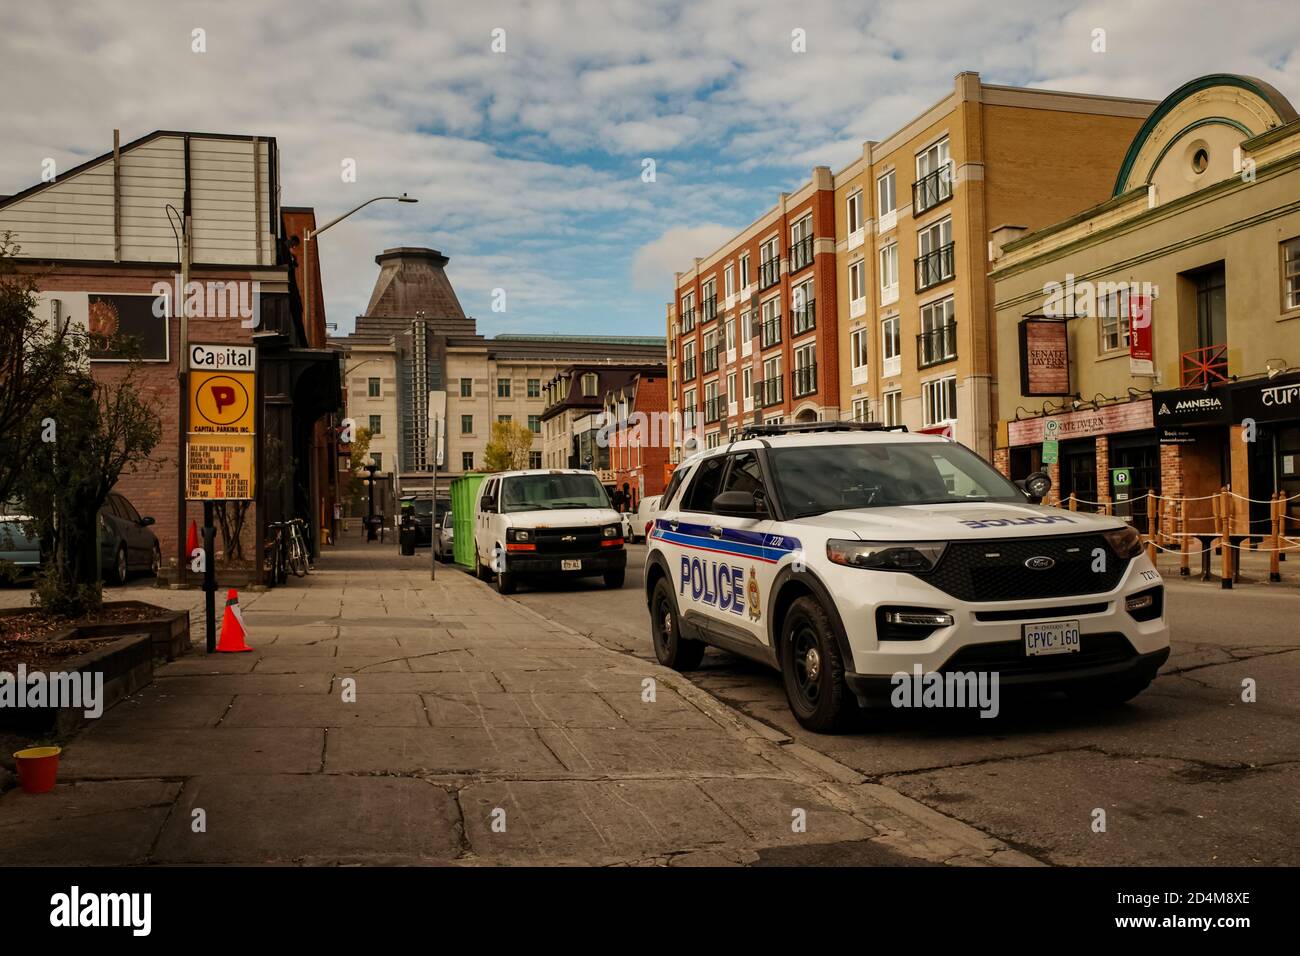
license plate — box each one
[1023,619,1081,656]
[561,559,582,571]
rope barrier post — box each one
[1220,488,1233,589]
[1179,499,1190,577]
[1271,491,1282,583]
[1146,489,1157,563]
[1068,492,1077,512]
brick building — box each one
[0,130,341,579]
[602,369,670,507]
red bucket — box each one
[13,746,62,794]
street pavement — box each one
[510,545,1300,866]
[0,539,1033,867]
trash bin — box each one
[399,521,417,556]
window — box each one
[367,377,380,397]
[459,377,472,398]
[461,414,473,434]
[761,295,781,349]
[877,169,896,217]
[914,137,952,213]
[759,237,780,289]
[916,217,953,290]
[701,276,717,322]
[727,370,737,405]
[920,296,957,366]
[879,242,899,295]
[848,259,865,303]
[370,452,382,470]
[703,329,718,372]
[850,328,869,383]
[847,190,863,234]
[581,372,598,396]
[883,390,902,427]
[793,343,817,398]
[1097,286,1131,352]
[725,316,736,352]
[368,414,382,435]
[724,264,735,299]
[682,454,727,511]
[790,214,814,273]
[881,315,901,376]
[681,340,696,381]
[792,278,815,335]
[528,414,540,434]
[760,355,783,406]
[704,379,721,423]
[497,414,512,424]
[680,291,696,333]
[851,397,870,422]
[739,310,753,343]
[497,378,511,398]
[742,366,753,402]
[527,378,540,398]
[923,376,957,426]
[1285,238,1300,311]
[739,253,751,289]
[661,461,692,509]
[529,451,542,469]
[683,387,697,430]
[720,450,766,499]
[462,451,474,470]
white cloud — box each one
[631,224,740,293]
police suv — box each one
[644,423,1170,732]
[473,469,627,594]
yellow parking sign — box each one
[190,370,255,435]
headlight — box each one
[602,525,620,538]
[826,539,947,572]
[506,528,531,543]
[1103,526,1142,558]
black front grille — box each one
[920,533,1128,603]
[940,632,1136,677]
[533,526,603,554]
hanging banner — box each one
[1129,295,1154,376]
[1019,319,1070,396]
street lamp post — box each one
[364,462,380,541]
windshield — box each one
[767,442,1024,519]
[402,499,434,516]
[501,473,611,513]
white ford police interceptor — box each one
[644,423,1170,733]
[473,469,627,594]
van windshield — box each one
[767,442,1024,518]
[501,473,610,513]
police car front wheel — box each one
[780,597,855,733]
[650,577,705,670]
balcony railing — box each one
[915,242,955,292]
[1180,344,1229,388]
[680,308,696,332]
[704,393,727,424]
[701,296,718,323]
[793,362,817,398]
[760,315,782,350]
[759,257,781,290]
[788,236,814,274]
[681,358,697,381]
[758,373,784,408]
[917,321,957,369]
[791,299,816,336]
[913,163,953,214]
[682,407,698,431]
[702,345,719,374]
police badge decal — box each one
[746,567,761,621]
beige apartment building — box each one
[829,72,1156,457]
[345,339,401,474]
[989,74,1300,537]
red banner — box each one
[1129,295,1154,375]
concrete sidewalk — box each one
[0,540,1035,866]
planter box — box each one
[0,632,153,736]
[0,601,190,662]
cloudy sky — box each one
[1,0,1297,337]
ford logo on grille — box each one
[1024,555,1056,570]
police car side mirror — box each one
[713,490,765,517]
[1023,470,1052,505]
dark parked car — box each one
[100,492,160,585]
[0,502,41,583]
[400,497,435,547]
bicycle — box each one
[286,518,310,577]
[265,521,289,585]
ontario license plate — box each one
[561,559,582,571]
[1023,619,1081,656]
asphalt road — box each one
[508,544,1300,866]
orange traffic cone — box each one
[186,520,198,555]
[216,588,253,653]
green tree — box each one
[484,420,535,472]
[345,426,373,510]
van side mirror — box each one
[712,490,766,517]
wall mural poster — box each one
[88,293,169,361]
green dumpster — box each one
[450,472,486,568]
